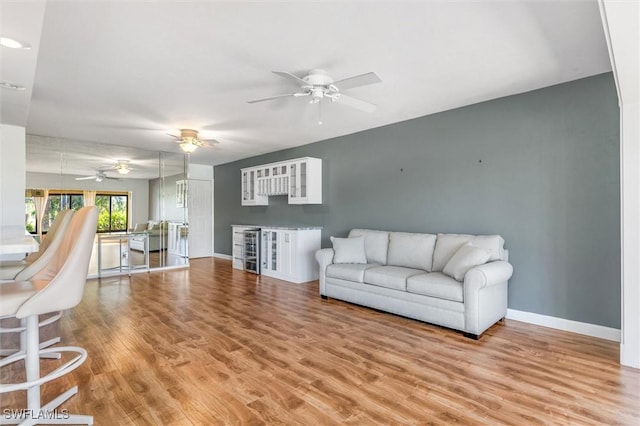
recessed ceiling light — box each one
[0,81,26,91]
[0,37,31,50]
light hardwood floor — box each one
[1,258,638,425]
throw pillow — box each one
[330,236,367,264]
[432,234,474,271]
[469,235,505,262]
[133,223,147,233]
[443,243,491,281]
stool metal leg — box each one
[25,316,41,417]
[0,316,93,425]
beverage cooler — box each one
[243,229,260,274]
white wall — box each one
[0,125,26,230]
[620,102,640,369]
[600,0,640,368]
[189,163,214,180]
[26,172,150,227]
[148,173,187,222]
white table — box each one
[97,233,149,277]
[0,235,39,255]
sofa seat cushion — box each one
[326,263,378,283]
[363,266,424,291]
[406,272,463,302]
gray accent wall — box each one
[214,73,620,328]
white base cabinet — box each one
[261,228,321,284]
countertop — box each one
[231,224,322,230]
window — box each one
[24,193,85,234]
[95,194,128,233]
[25,191,129,234]
[41,194,85,232]
[25,198,36,233]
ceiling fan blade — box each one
[247,93,297,104]
[104,176,121,180]
[272,71,308,86]
[201,141,221,149]
[166,132,180,139]
[335,94,377,113]
[332,72,382,91]
[75,176,97,181]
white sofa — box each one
[129,221,168,252]
[315,229,513,338]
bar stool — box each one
[0,206,98,425]
[0,210,74,358]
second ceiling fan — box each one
[248,69,382,120]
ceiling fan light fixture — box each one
[115,160,131,174]
[180,141,198,153]
[0,36,31,49]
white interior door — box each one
[187,179,213,258]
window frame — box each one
[25,190,130,235]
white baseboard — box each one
[506,309,621,342]
[213,253,232,260]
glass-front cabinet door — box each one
[241,167,268,206]
[289,159,317,204]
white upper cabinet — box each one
[241,157,322,206]
[288,157,322,204]
[241,169,268,206]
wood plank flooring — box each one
[1,258,638,425]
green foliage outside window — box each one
[25,198,36,232]
[96,194,128,232]
[26,192,128,234]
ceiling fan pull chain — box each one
[318,100,323,126]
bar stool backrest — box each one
[14,209,74,281]
[26,209,74,263]
[15,206,98,319]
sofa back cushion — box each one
[432,234,474,272]
[348,229,389,265]
[387,232,437,271]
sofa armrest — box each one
[463,260,513,335]
[464,261,513,290]
[315,248,335,296]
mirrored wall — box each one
[25,135,189,277]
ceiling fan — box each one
[248,69,382,121]
[75,170,120,182]
[167,129,220,153]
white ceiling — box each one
[3,1,611,172]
